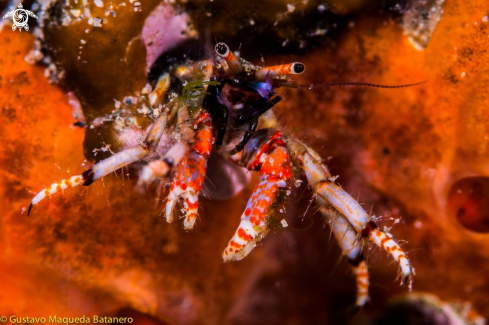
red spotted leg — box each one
[165,111,214,230]
[223,129,292,261]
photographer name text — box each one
[2,316,133,325]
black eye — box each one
[215,43,229,56]
[292,63,305,74]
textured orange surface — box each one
[0,27,103,316]
[0,27,227,322]
[279,0,489,317]
[0,28,325,325]
[2,0,489,323]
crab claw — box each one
[165,111,213,230]
[222,219,268,262]
[165,152,206,230]
[222,174,286,261]
[223,130,292,261]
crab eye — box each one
[292,63,305,74]
[215,43,230,57]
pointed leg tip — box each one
[183,220,196,231]
[183,211,198,230]
[222,251,232,262]
[400,275,409,287]
[222,248,242,263]
[355,297,369,310]
[221,254,231,263]
[165,214,174,224]
[164,202,176,223]
[27,203,33,216]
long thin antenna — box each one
[299,81,427,90]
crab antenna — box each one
[299,81,426,90]
[215,43,243,75]
[255,63,305,81]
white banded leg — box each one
[29,111,169,215]
[288,139,413,286]
[319,204,369,307]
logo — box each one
[2,3,38,32]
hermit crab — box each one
[29,42,414,307]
